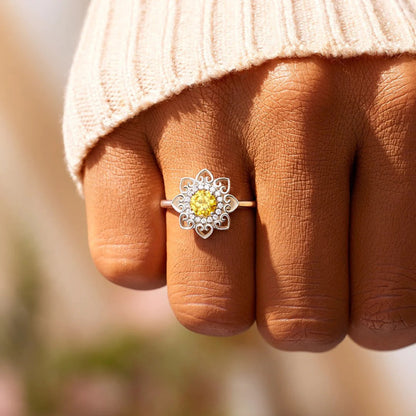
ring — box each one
[160,168,256,239]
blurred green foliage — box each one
[0,231,238,416]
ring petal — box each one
[179,213,194,229]
[195,223,214,239]
[171,194,186,213]
[196,169,214,183]
[224,194,239,213]
[215,213,230,230]
[214,177,230,194]
[180,177,195,193]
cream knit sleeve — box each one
[63,0,416,194]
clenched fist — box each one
[82,55,416,352]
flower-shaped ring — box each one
[160,169,256,239]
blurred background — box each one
[1,1,416,415]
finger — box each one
[146,80,256,336]
[83,116,166,289]
[349,57,416,350]
[250,58,353,351]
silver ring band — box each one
[161,200,256,208]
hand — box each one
[83,55,416,351]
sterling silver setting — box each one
[160,169,255,239]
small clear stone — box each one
[184,196,190,202]
[198,184,203,190]
[190,214,195,219]
[207,217,213,223]
[213,214,218,220]
[186,208,191,214]
[187,190,194,196]
[195,217,201,223]
[215,190,221,196]
[201,218,207,224]
[210,186,216,193]
[218,203,223,209]
[204,184,210,190]
[215,209,221,215]
[217,196,223,202]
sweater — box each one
[63,0,416,194]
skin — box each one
[83,55,416,352]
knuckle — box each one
[257,318,345,352]
[375,59,416,115]
[90,240,165,289]
[174,307,251,336]
[350,265,416,349]
[357,305,416,333]
[248,58,344,169]
[370,60,416,159]
[169,279,253,336]
[258,57,337,118]
[257,310,346,352]
[353,269,416,334]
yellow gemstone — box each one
[190,190,217,217]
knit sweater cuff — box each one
[63,0,416,194]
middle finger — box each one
[250,58,356,351]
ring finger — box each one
[146,81,256,335]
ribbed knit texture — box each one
[63,0,416,194]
